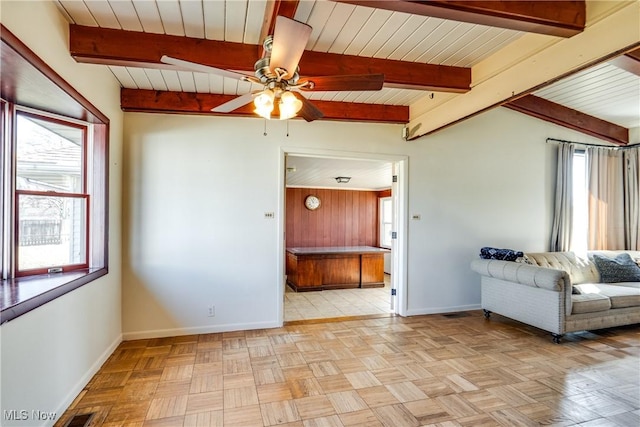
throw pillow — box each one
[479,247,524,261]
[592,253,640,283]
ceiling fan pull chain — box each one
[264,118,268,136]
[286,119,290,137]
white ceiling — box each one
[53,0,639,188]
[535,62,640,129]
[286,155,392,190]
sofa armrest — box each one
[470,259,570,291]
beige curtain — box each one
[587,147,624,250]
[623,147,640,249]
[550,143,575,251]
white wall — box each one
[405,109,556,314]
[122,106,611,336]
[121,115,406,337]
[0,2,123,426]
[0,1,631,421]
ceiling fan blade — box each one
[299,74,385,92]
[212,91,262,113]
[292,92,323,122]
[270,16,312,79]
[161,55,252,81]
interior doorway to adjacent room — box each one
[280,150,407,323]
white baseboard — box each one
[53,333,123,426]
[405,304,481,316]
[122,320,283,341]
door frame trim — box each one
[277,147,409,323]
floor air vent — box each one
[442,312,470,318]
[64,413,94,427]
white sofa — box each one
[471,251,640,343]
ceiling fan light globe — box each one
[280,91,295,104]
[279,109,296,120]
[254,91,274,107]
[282,92,303,111]
[292,98,303,113]
[279,104,296,120]
[279,100,302,120]
[279,91,303,120]
[254,107,272,120]
[254,90,274,119]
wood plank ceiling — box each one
[285,155,392,190]
[55,0,639,144]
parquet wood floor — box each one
[56,311,640,427]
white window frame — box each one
[379,196,393,249]
[13,109,91,276]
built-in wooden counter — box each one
[286,246,389,292]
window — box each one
[15,112,89,276]
[1,25,109,322]
[2,107,104,281]
[379,197,393,248]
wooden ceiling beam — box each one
[625,47,640,62]
[609,47,640,77]
[504,94,628,146]
[336,1,585,37]
[120,88,409,124]
[69,24,470,93]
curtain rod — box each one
[545,137,637,150]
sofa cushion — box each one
[571,293,611,314]
[608,282,640,289]
[592,253,640,283]
[526,252,600,285]
[592,283,640,309]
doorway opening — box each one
[278,149,408,324]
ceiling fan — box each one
[161,16,385,122]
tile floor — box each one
[284,275,392,322]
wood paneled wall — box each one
[286,188,382,248]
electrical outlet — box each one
[207,305,215,317]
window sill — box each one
[0,268,107,324]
